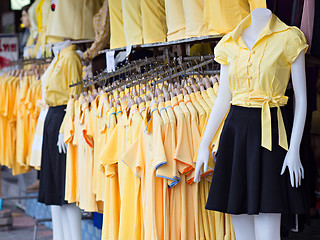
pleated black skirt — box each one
[205,105,306,215]
[38,105,68,206]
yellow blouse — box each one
[44,45,82,106]
[214,14,308,151]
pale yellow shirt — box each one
[204,0,266,35]
[46,0,101,40]
[214,13,308,151]
[44,45,82,106]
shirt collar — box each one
[228,14,289,45]
[59,45,76,57]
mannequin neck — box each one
[241,8,272,50]
[52,40,72,57]
[250,8,272,33]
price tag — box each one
[106,51,115,72]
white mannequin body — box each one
[51,40,82,240]
[194,8,307,240]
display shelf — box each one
[99,34,224,54]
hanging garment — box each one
[310,0,320,58]
[108,0,126,49]
[141,0,167,43]
[300,0,315,54]
[122,0,143,45]
[204,0,266,35]
[164,0,186,41]
[183,0,208,37]
[46,0,101,40]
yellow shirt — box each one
[141,0,167,44]
[46,0,101,40]
[122,103,167,240]
[207,87,217,103]
[201,90,213,109]
[165,0,186,41]
[122,0,143,45]
[171,96,193,174]
[86,96,105,205]
[183,0,208,37]
[100,105,143,240]
[204,0,266,35]
[214,13,308,151]
[44,45,82,106]
[101,106,120,240]
[81,101,98,212]
[64,98,78,203]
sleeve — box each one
[285,27,309,64]
[83,109,94,148]
[214,35,229,65]
[66,53,83,98]
[153,117,167,170]
[174,115,194,174]
[99,124,119,166]
[86,108,95,139]
[63,101,74,143]
[83,0,110,61]
[122,131,145,178]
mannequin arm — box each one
[194,64,231,183]
[57,133,67,154]
[280,51,307,187]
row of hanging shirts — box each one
[63,73,236,240]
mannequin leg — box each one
[60,206,72,240]
[64,204,82,240]
[51,206,64,240]
[254,213,281,240]
[231,214,255,240]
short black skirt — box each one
[38,105,68,206]
[205,105,306,215]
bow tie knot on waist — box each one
[248,94,289,151]
[240,94,289,151]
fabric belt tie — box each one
[232,94,289,151]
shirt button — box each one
[251,50,255,54]
[248,76,252,80]
[248,63,252,67]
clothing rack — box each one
[70,56,165,88]
[6,57,52,67]
[107,58,216,92]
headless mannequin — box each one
[50,40,82,240]
[194,8,307,240]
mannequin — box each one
[38,40,82,240]
[194,8,307,240]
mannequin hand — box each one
[194,144,210,183]
[280,149,304,188]
[57,133,67,154]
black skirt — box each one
[205,105,306,215]
[38,105,68,206]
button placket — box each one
[247,50,255,88]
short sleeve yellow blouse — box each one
[214,14,308,151]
